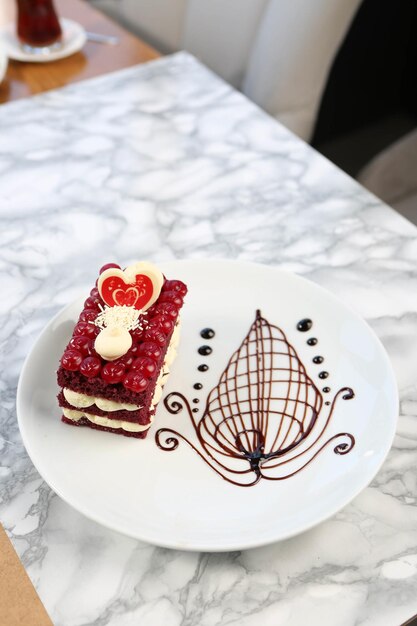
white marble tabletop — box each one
[1,52,417,626]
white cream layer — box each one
[62,408,153,432]
[150,321,180,406]
[63,388,141,412]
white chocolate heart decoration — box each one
[98,261,164,311]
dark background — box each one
[312,0,417,175]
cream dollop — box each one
[94,326,132,361]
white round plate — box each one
[17,260,398,551]
[0,19,86,63]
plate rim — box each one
[16,259,399,551]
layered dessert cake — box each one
[57,261,187,438]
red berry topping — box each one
[74,321,97,338]
[123,371,149,393]
[151,315,174,335]
[164,280,187,297]
[101,362,125,384]
[90,287,99,298]
[137,341,161,360]
[68,336,90,356]
[84,296,101,310]
[143,328,166,346]
[114,354,134,368]
[86,339,99,357]
[61,349,83,371]
[79,309,97,323]
[130,328,144,342]
[130,356,156,378]
[99,263,121,274]
[158,291,183,307]
[154,302,178,320]
[129,344,139,356]
[80,356,101,378]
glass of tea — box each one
[16,0,62,54]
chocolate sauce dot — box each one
[313,356,324,364]
[198,364,209,372]
[192,408,199,413]
[297,318,313,332]
[322,387,331,393]
[325,401,331,406]
[193,383,203,390]
[198,345,212,356]
[318,371,329,379]
[307,337,318,346]
[193,398,199,404]
[200,328,215,339]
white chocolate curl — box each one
[94,326,132,361]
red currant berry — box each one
[80,356,101,378]
[130,328,144,342]
[158,291,183,307]
[129,344,139,356]
[114,354,134,368]
[146,305,157,317]
[86,339,99,357]
[151,315,174,335]
[68,336,90,356]
[143,328,166,346]
[146,318,163,331]
[84,296,101,311]
[123,371,149,393]
[101,362,125,384]
[164,280,187,297]
[137,341,161,360]
[154,302,178,320]
[130,356,156,378]
[99,263,120,274]
[79,309,97,323]
[74,321,97,338]
[61,349,83,371]
[90,287,99,298]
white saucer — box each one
[0,48,7,82]
[0,18,86,63]
[16,260,399,551]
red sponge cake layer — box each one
[62,417,148,439]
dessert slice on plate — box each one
[57,261,187,438]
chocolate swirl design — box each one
[156,310,355,487]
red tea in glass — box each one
[16,0,62,51]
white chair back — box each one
[93,0,361,141]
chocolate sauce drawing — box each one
[200,328,215,339]
[313,356,324,364]
[297,318,313,332]
[198,345,212,356]
[156,310,355,487]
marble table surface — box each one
[1,52,417,626]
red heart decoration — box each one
[100,273,153,310]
